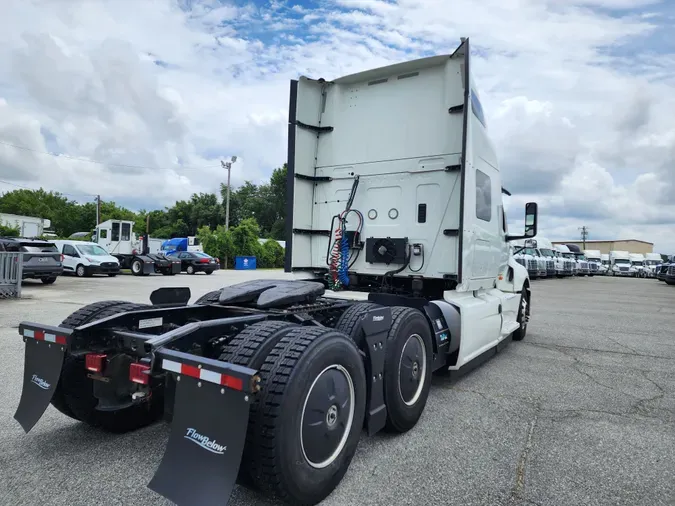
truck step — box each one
[501,319,520,337]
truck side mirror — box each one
[506,202,538,242]
[524,202,537,238]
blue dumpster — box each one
[234,256,257,270]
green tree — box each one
[0,222,20,236]
[0,160,288,244]
[230,218,262,258]
[220,163,287,239]
[258,239,285,268]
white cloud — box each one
[0,0,674,252]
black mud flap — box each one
[148,349,258,506]
[14,323,72,433]
[360,307,392,436]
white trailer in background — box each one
[601,254,610,273]
[0,213,51,238]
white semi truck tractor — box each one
[528,238,557,278]
[12,39,538,506]
[644,252,662,278]
[609,250,632,276]
[629,253,646,278]
[555,244,578,276]
[584,249,605,275]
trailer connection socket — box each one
[344,230,363,250]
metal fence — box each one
[0,252,23,299]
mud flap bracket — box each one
[14,323,72,433]
[360,307,392,436]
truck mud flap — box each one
[148,349,259,506]
[360,307,392,436]
[14,324,72,433]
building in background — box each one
[551,239,654,255]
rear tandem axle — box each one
[13,280,449,505]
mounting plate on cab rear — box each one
[365,237,409,265]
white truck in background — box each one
[513,240,546,279]
[555,244,578,276]
[609,250,632,276]
[526,238,557,278]
[566,244,591,276]
[644,253,661,278]
[91,220,181,276]
[629,253,646,278]
[601,254,610,274]
[584,249,605,275]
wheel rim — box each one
[187,266,194,274]
[77,266,84,276]
[398,333,427,407]
[300,364,355,469]
[132,262,140,273]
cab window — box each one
[476,170,492,222]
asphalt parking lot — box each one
[1,272,674,506]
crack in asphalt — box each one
[526,341,675,361]
[509,403,541,505]
[628,371,669,419]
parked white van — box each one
[53,240,121,277]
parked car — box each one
[0,237,63,284]
[169,251,220,274]
[53,240,120,277]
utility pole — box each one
[96,195,101,226]
[579,226,589,249]
[221,156,238,231]
[221,156,238,270]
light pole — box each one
[221,156,237,231]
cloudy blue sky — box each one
[0,0,674,251]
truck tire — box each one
[381,307,433,434]
[246,326,366,505]
[194,289,222,304]
[55,301,163,433]
[334,302,381,350]
[512,287,530,342]
[53,300,134,419]
[217,320,298,486]
[131,258,144,276]
[41,277,57,284]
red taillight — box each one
[199,258,210,263]
[85,353,107,373]
[60,254,64,262]
[129,363,151,385]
